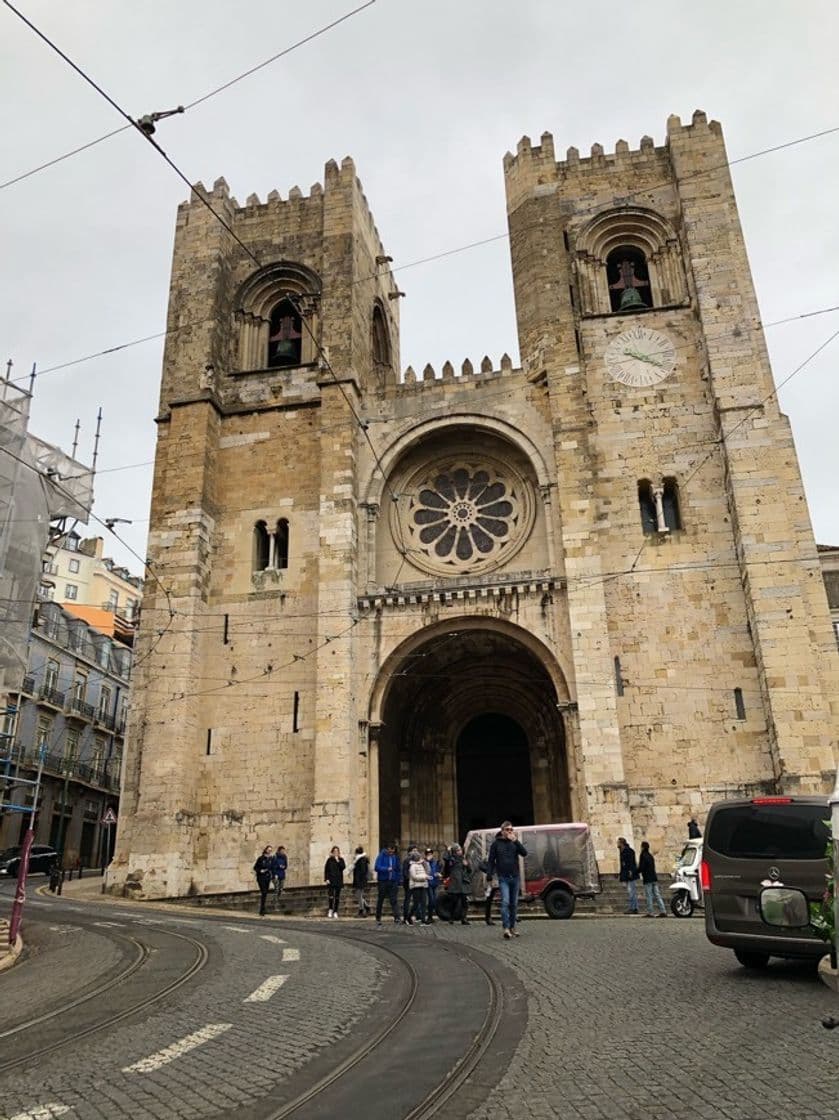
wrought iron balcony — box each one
[66,696,96,721]
[37,684,66,708]
[21,675,35,694]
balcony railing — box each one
[21,675,35,694]
[37,684,66,707]
[18,747,120,792]
[95,709,116,730]
[66,696,96,721]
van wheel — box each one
[435,892,454,922]
[734,949,770,969]
[670,893,694,918]
[544,887,575,920]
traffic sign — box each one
[102,808,117,825]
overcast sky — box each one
[2,0,837,577]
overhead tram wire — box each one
[0,0,377,192]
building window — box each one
[125,598,137,620]
[44,658,60,691]
[661,478,681,531]
[68,558,80,573]
[73,671,87,703]
[92,736,106,770]
[734,688,746,721]
[65,726,80,763]
[638,481,658,534]
[65,584,78,600]
[267,298,303,368]
[37,715,53,753]
[274,519,289,570]
[253,520,271,571]
[234,262,321,372]
[99,685,112,721]
[371,302,392,367]
[638,478,681,534]
[107,589,119,610]
[607,247,651,312]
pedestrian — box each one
[617,837,640,914]
[253,845,274,916]
[445,843,472,925]
[638,840,667,917]
[271,844,288,908]
[425,847,441,920]
[350,845,371,916]
[324,845,346,919]
[687,815,702,839]
[487,822,528,939]
[374,840,402,926]
[401,847,413,923]
[407,849,429,924]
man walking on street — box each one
[617,837,640,914]
[638,840,667,917]
[374,840,402,926]
[487,821,528,940]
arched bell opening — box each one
[374,624,571,851]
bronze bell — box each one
[619,286,646,311]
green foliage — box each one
[809,820,835,943]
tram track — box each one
[238,923,515,1120]
[0,915,210,1076]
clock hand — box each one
[623,348,665,368]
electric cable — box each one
[0,0,377,192]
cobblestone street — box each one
[431,916,839,1120]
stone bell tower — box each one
[110,159,400,898]
[503,110,838,841]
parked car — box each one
[702,795,828,969]
[436,822,601,920]
[0,843,59,877]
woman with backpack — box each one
[350,845,371,916]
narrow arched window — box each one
[371,303,391,367]
[274,519,289,570]
[253,521,271,571]
[638,480,657,535]
[662,478,682,531]
[267,298,303,368]
[607,247,651,312]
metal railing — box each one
[66,695,96,721]
[37,684,66,707]
[17,747,120,791]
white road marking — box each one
[244,975,288,1002]
[260,934,286,945]
[92,921,124,928]
[222,925,251,933]
[4,1105,71,1119]
[281,947,300,962]
[122,1023,232,1073]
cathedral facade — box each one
[110,111,839,898]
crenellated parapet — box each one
[398,352,518,389]
[503,110,723,213]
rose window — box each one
[400,459,534,575]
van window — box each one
[707,803,828,861]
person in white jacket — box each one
[407,849,430,925]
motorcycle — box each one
[668,838,703,918]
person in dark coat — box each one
[617,837,640,914]
[253,845,274,916]
[687,816,702,839]
[638,840,667,917]
[425,848,441,920]
[271,845,288,908]
[324,846,346,918]
[487,823,528,939]
[445,844,471,925]
[350,845,370,916]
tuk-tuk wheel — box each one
[544,886,575,919]
[670,893,694,918]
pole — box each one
[829,770,839,971]
[55,766,70,868]
[8,744,45,946]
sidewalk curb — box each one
[0,933,23,973]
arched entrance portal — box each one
[456,713,533,833]
[375,624,571,850]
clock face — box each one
[604,325,677,387]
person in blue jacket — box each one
[425,847,441,920]
[374,840,402,926]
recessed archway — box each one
[373,622,572,850]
